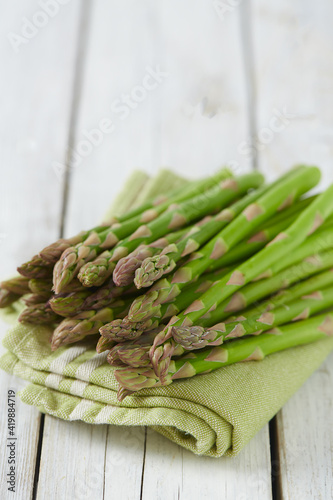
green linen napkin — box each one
[1,170,333,458]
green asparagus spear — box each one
[39,226,109,264]
[198,251,333,327]
[106,345,128,367]
[113,227,188,286]
[37,170,226,264]
[23,294,51,306]
[18,303,60,324]
[110,167,232,224]
[115,340,185,369]
[0,276,30,295]
[259,195,317,228]
[18,255,53,279]
[205,201,328,273]
[28,278,53,295]
[253,268,333,314]
[44,280,125,317]
[135,197,308,287]
[81,281,138,311]
[96,335,116,354]
[48,290,93,317]
[49,279,137,317]
[252,221,333,281]
[0,289,21,308]
[115,311,333,399]
[73,172,264,290]
[85,169,313,291]
[61,279,88,294]
[107,330,164,368]
[151,180,333,381]
[99,268,233,342]
[172,285,333,349]
[128,166,320,324]
[116,344,152,368]
[52,169,241,292]
[133,183,279,289]
[51,300,131,350]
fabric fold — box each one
[1,321,332,457]
[1,169,333,457]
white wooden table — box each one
[1,1,332,498]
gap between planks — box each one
[33,1,92,498]
[240,2,282,498]
[60,0,93,239]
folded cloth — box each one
[1,169,333,458]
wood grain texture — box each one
[64,0,253,236]
[0,375,40,500]
[2,0,332,498]
[252,1,333,498]
[0,0,82,498]
[276,354,333,500]
[103,426,146,500]
[37,417,108,500]
[141,427,272,500]
[252,0,333,187]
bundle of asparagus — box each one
[2,165,333,402]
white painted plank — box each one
[0,1,82,498]
[146,0,253,178]
[65,0,160,234]
[142,426,272,500]
[0,374,40,500]
[141,428,183,500]
[103,426,146,500]
[252,1,333,498]
[37,417,108,500]
[252,0,333,186]
[276,353,333,500]
[64,0,254,236]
